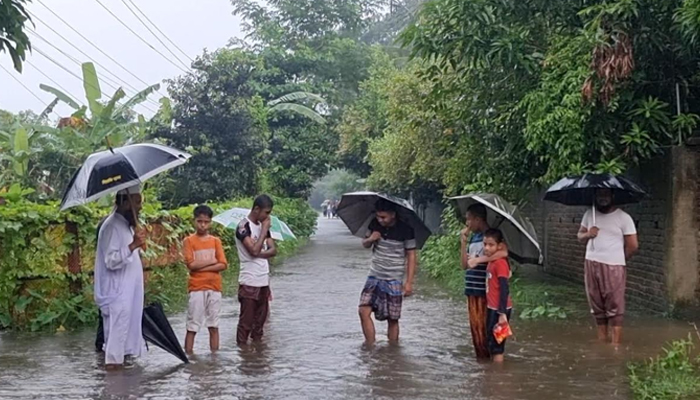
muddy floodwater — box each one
[0,218,693,399]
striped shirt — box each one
[464,232,487,297]
[367,219,417,281]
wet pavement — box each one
[0,217,693,399]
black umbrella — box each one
[544,173,646,206]
[60,143,191,211]
[142,303,189,364]
[450,193,542,264]
[336,191,432,249]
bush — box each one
[629,336,700,400]
[0,196,317,331]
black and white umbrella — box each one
[544,173,646,206]
[60,143,191,211]
[450,193,542,265]
[336,191,432,249]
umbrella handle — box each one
[106,137,114,154]
[590,202,595,251]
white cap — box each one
[117,185,141,195]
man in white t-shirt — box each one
[234,194,277,345]
[577,188,639,345]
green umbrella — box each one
[213,207,296,241]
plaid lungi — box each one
[359,277,403,321]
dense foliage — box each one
[0,0,32,72]
[0,194,317,331]
[334,0,700,204]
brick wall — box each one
[525,154,672,313]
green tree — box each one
[390,0,700,200]
[0,0,32,72]
[153,49,267,207]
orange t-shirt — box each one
[183,234,227,293]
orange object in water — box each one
[493,321,513,344]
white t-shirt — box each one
[581,208,637,266]
[235,217,271,287]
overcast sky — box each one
[0,0,244,118]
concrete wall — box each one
[525,147,700,314]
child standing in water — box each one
[461,204,508,360]
[483,228,513,362]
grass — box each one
[511,266,589,320]
[629,335,700,400]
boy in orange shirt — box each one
[183,205,228,354]
[483,228,513,363]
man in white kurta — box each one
[94,187,146,367]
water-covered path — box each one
[0,218,690,399]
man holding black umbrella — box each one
[577,188,638,345]
[94,185,147,369]
[358,199,417,345]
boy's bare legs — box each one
[185,331,196,354]
[209,327,220,351]
[493,354,505,363]
[596,318,608,342]
[359,306,376,345]
[387,320,399,342]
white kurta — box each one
[94,212,145,365]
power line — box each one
[34,0,168,98]
[0,63,61,118]
[125,0,194,63]
[120,0,191,69]
[27,29,126,92]
[33,45,158,114]
[27,16,144,93]
[93,0,190,73]
[26,27,163,109]
[25,59,86,107]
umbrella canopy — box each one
[450,193,542,265]
[336,191,432,249]
[60,143,191,211]
[544,173,646,206]
[142,303,189,364]
[213,207,296,241]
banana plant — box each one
[0,123,49,181]
[39,62,162,150]
[267,91,327,125]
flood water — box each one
[0,218,694,399]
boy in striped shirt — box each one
[460,203,507,359]
[359,200,417,345]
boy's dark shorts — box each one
[486,308,512,356]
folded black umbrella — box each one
[544,173,646,206]
[60,143,191,211]
[336,191,432,249]
[142,303,189,364]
